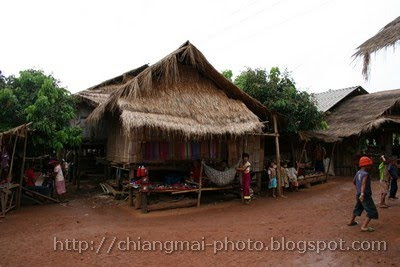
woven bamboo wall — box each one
[105,119,264,169]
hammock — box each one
[202,160,240,186]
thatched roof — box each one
[75,65,149,107]
[313,86,368,112]
[354,16,400,80]
[87,41,272,138]
[304,89,400,142]
[0,123,32,139]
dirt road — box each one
[1,177,399,266]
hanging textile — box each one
[202,160,241,186]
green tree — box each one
[0,69,81,152]
[234,67,324,133]
[221,69,233,81]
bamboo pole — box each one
[325,142,336,182]
[17,130,28,209]
[197,161,203,207]
[273,115,282,196]
[297,141,307,174]
[7,134,19,182]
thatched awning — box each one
[306,89,400,142]
[354,16,400,80]
[75,65,149,107]
[87,41,272,138]
[0,123,32,139]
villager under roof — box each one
[354,16,400,80]
[87,41,273,138]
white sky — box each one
[1,0,399,94]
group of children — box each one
[267,161,300,198]
[236,153,301,204]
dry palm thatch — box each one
[304,89,400,142]
[353,16,400,80]
[0,123,32,139]
[75,65,149,107]
[87,41,272,138]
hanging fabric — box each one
[202,160,241,186]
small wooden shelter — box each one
[0,123,31,215]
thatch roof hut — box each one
[88,41,271,139]
[85,41,273,170]
[305,88,400,141]
[354,16,400,79]
[76,64,149,107]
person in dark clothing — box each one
[388,158,398,200]
[348,156,378,232]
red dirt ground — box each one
[1,177,399,266]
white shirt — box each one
[243,161,251,174]
[54,165,64,182]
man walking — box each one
[348,156,378,232]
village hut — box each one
[86,41,279,197]
[303,88,400,176]
[75,64,148,140]
[354,16,400,79]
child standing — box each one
[280,162,289,197]
[378,155,390,208]
[286,161,299,191]
[268,161,277,198]
[237,153,251,204]
[348,156,378,232]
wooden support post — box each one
[72,150,77,185]
[297,141,307,174]
[129,186,134,206]
[141,192,148,213]
[17,130,28,209]
[7,135,19,182]
[273,115,282,196]
[325,142,336,182]
[135,190,142,209]
[197,161,203,207]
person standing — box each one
[268,161,277,198]
[314,143,326,173]
[348,156,378,232]
[378,155,390,208]
[50,160,67,202]
[388,157,399,200]
[237,153,251,204]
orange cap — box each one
[359,156,373,167]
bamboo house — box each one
[81,41,280,197]
[303,88,400,176]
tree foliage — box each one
[0,69,81,152]
[221,69,233,81]
[230,67,325,133]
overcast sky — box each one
[1,0,399,94]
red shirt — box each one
[25,169,36,187]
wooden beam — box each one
[17,130,28,209]
[325,142,336,182]
[297,141,307,174]
[273,115,282,196]
[7,134,19,182]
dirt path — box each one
[1,177,399,266]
